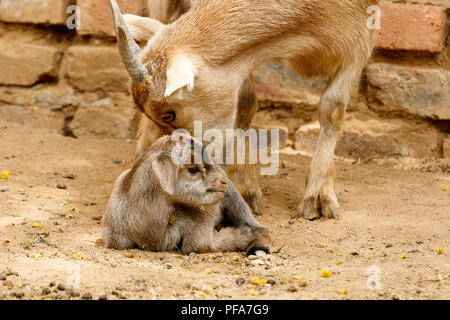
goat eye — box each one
[161,111,176,123]
[188,167,200,175]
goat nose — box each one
[220,180,227,185]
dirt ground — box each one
[0,120,449,300]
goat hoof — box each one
[246,244,271,256]
[245,228,272,256]
[299,197,321,220]
[298,196,339,220]
[322,200,340,220]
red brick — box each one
[77,0,142,37]
[0,40,61,86]
[0,0,75,25]
[375,1,447,52]
[391,0,450,10]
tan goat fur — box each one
[111,0,379,220]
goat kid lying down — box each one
[102,133,272,255]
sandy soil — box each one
[0,120,449,300]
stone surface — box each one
[77,0,142,37]
[444,137,450,159]
[375,2,447,52]
[367,63,450,120]
[0,0,75,25]
[0,105,65,134]
[294,116,442,159]
[253,61,323,118]
[0,40,61,86]
[0,85,131,110]
[66,45,130,92]
[70,105,139,139]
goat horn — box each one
[109,0,147,83]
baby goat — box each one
[102,133,272,255]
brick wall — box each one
[0,0,449,154]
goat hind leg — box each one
[298,64,361,220]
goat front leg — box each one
[225,163,262,216]
[213,226,270,255]
[298,64,361,220]
[220,174,272,254]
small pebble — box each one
[164,263,172,269]
[42,288,51,295]
[255,250,267,258]
[56,184,67,190]
[385,242,393,248]
[410,248,419,253]
[0,275,6,281]
[298,281,307,288]
[135,280,144,287]
[135,280,145,291]
[98,294,107,300]
[392,294,401,300]
[287,286,297,292]
[63,174,75,180]
[377,291,385,297]
[267,279,276,286]
[250,259,265,266]
[0,187,8,192]
[82,293,93,300]
[92,215,102,221]
[236,278,245,286]
[57,283,65,291]
[69,290,80,297]
[49,281,56,287]
[12,292,24,299]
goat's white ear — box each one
[152,157,178,196]
[123,14,165,42]
[164,54,196,97]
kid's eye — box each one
[188,167,200,175]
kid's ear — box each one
[152,156,178,196]
[123,14,166,42]
[164,53,196,97]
